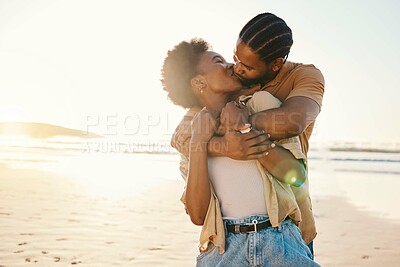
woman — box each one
[161,38,319,266]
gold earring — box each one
[199,85,204,94]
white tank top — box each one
[208,157,268,219]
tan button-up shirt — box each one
[171,62,324,253]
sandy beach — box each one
[0,162,200,267]
[1,0,399,266]
[1,139,400,266]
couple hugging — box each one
[161,12,324,267]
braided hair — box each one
[239,13,293,63]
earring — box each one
[199,85,204,94]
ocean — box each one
[1,135,400,220]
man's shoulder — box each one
[283,61,325,108]
[286,61,324,82]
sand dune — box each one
[0,122,100,139]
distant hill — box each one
[0,122,102,139]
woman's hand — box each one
[191,107,219,143]
[220,101,250,132]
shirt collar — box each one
[261,61,294,89]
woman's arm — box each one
[170,114,270,160]
[186,141,211,225]
[185,108,218,226]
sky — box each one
[0,0,399,144]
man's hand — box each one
[211,129,275,160]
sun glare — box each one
[0,108,31,123]
[45,153,169,201]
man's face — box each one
[233,39,273,86]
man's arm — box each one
[171,113,271,160]
[217,101,306,186]
[258,145,306,187]
[249,96,320,140]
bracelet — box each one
[239,125,252,134]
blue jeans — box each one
[196,215,319,267]
[307,241,314,259]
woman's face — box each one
[196,51,243,94]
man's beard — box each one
[240,77,259,88]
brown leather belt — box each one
[226,220,273,234]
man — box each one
[171,12,324,256]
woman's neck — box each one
[200,94,229,113]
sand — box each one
[1,160,400,266]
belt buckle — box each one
[247,219,258,234]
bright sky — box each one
[0,0,399,144]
